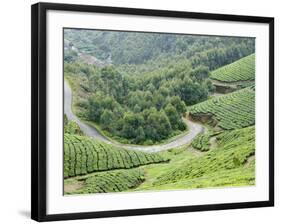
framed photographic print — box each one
[31,2,274,222]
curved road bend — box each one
[64,80,204,152]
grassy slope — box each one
[65,168,145,194]
[189,86,255,130]
[210,54,255,82]
[136,163,254,191]
[65,126,255,194]
[191,131,218,152]
[133,126,255,191]
[64,134,169,178]
[65,146,199,195]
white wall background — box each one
[0,0,279,223]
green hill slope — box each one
[64,134,169,178]
[147,126,255,189]
[210,54,255,82]
[65,168,145,194]
[189,86,255,130]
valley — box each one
[63,29,256,195]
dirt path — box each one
[64,80,205,152]
[64,181,84,194]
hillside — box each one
[64,29,255,77]
[189,86,255,130]
[63,28,256,195]
[210,54,255,82]
[64,60,206,145]
[64,126,255,194]
[64,29,256,145]
[65,168,145,194]
[64,134,169,178]
[135,126,255,191]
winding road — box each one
[64,81,204,152]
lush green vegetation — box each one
[136,163,255,191]
[64,30,255,144]
[189,86,255,129]
[64,134,168,178]
[64,29,254,71]
[191,132,213,152]
[65,168,144,194]
[64,114,83,135]
[210,54,255,82]
[149,126,255,187]
[64,126,255,194]
[65,60,214,144]
[64,29,256,194]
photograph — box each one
[63,28,256,195]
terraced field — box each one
[64,134,169,178]
[64,96,256,193]
[189,86,255,130]
[210,54,255,82]
[65,169,145,194]
[149,126,255,188]
[191,132,213,152]
[137,163,255,191]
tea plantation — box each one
[150,126,255,187]
[64,134,169,178]
[65,168,145,194]
[189,86,255,129]
[63,34,256,194]
[210,54,255,82]
[191,132,213,152]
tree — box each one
[100,66,119,80]
[100,109,114,131]
[88,93,103,121]
[190,65,210,82]
[170,96,186,115]
[153,92,165,110]
[164,103,181,129]
[158,86,169,97]
[102,95,118,111]
[144,109,172,141]
[64,50,78,63]
[135,126,145,143]
[204,79,215,92]
[158,111,172,138]
[146,111,160,141]
[133,104,142,113]
[175,77,208,105]
[178,119,187,131]
[121,112,144,139]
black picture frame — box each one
[31,2,274,222]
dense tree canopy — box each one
[64,29,255,70]
[65,60,215,144]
